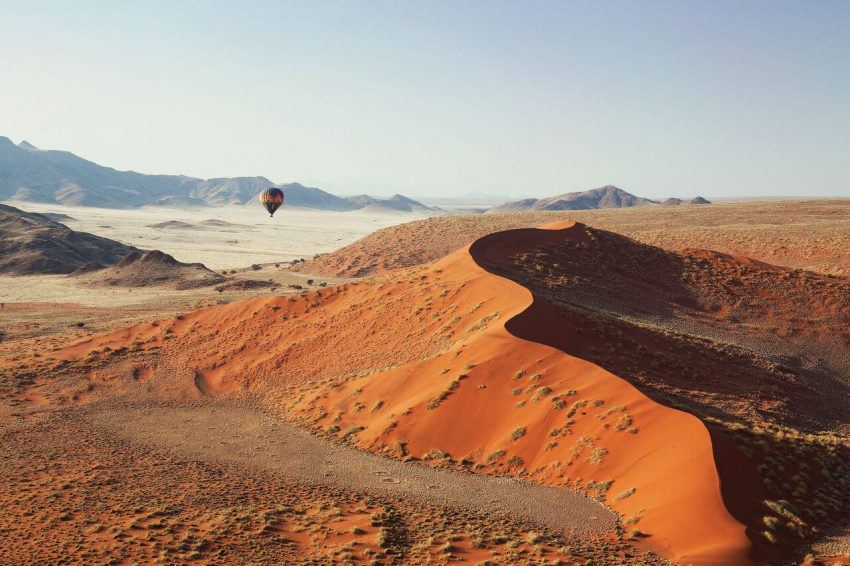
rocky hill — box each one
[663,196,712,205]
[0,203,138,274]
[278,184,434,212]
[347,193,434,213]
[488,185,656,213]
[74,250,225,289]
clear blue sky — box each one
[1,0,848,198]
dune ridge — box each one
[476,223,849,562]
[46,222,762,563]
[282,223,753,563]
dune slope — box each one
[44,223,770,563]
[470,223,849,561]
[293,199,850,278]
[284,224,755,563]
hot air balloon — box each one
[259,188,285,217]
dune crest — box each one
[48,222,764,563]
[284,222,753,563]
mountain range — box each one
[0,137,433,212]
[488,185,710,212]
[1,137,713,213]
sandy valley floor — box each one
[5,201,438,269]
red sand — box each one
[49,222,759,563]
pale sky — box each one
[1,0,848,199]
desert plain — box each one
[1,198,848,565]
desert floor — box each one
[4,201,438,269]
[1,200,848,564]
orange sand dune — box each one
[284,223,753,563]
[50,223,755,563]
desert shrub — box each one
[765,499,806,526]
[423,449,450,460]
[586,479,613,500]
[588,447,608,464]
[613,487,636,502]
[486,450,506,463]
[535,386,553,397]
[373,507,406,549]
[394,440,408,456]
[342,426,365,441]
[565,400,587,418]
[427,380,460,409]
[506,455,524,467]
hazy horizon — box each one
[2,0,848,199]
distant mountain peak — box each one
[663,196,711,206]
[488,185,656,213]
[388,194,416,202]
[17,140,39,151]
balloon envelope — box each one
[259,188,285,216]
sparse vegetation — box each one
[4,199,848,566]
[613,488,636,502]
[486,450,506,463]
[587,448,608,464]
